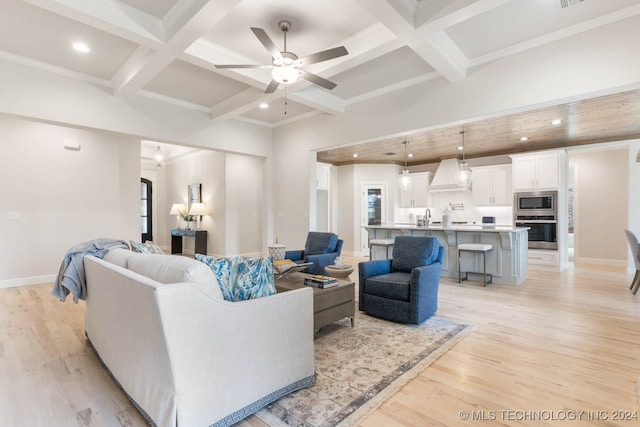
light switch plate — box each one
[7,211,19,220]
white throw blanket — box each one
[52,238,129,303]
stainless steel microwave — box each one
[514,191,557,215]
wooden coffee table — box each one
[276,273,355,331]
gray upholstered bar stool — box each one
[369,238,395,260]
[458,243,493,286]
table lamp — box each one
[169,203,184,229]
[189,203,207,230]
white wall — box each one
[628,140,640,273]
[162,150,265,257]
[0,116,139,287]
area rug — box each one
[256,311,472,427]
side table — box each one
[171,229,207,255]
[324,265,354,279]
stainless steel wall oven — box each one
[514,191,558,250]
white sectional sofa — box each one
[83,249,315,427]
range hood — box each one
[429,158,469,192]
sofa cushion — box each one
[304,232,338,255]
[130,240,164,254]
[103,248,135,268]
[127,253,223,299]
[196,254,276,302]
[365,272,411,301]
[391,236,439,273]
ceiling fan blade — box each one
[297,46,348,66]
[299,70,337,91]
[251,27,282,61]
[265,79,280,94]
[215,64,271,69]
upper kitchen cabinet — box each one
[399,172,431,208]
[510,151,565,191]
[472,164,512,206]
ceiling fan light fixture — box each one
[272,66,299,84]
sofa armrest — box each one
[358,259,392,310]
[155,285,315,427]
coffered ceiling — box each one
[2,0,640,164]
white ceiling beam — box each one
[416,0,512,31]
[209,88,276,121]
[22,0,165,47]
[111,0,241,97]
[409,30,468,82]
[354,0,416,35]
[469,3,640,67]
[289,87,346,115]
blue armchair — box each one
[358,236,444,324]
[285,232,344,275]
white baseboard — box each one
[0,274,56,289]
[573,257,627,268]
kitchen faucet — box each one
[425,208,431,227]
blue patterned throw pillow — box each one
[196,254,276,302]
[130,240,164,254]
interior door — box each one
[361,183,387,256]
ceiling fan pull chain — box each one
[284,86,288,116]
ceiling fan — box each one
[215,20,348,94]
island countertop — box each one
[367,224,529,233]
[364,224,528,285]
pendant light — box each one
[455,130,472,188]
[398,140,412,190]
[153,145,165,166]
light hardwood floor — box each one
[2,260,639,426]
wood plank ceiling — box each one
[317,89,640,166]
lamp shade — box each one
[170,203,184,215]
[188,202,206,216]
[455,162,472,188]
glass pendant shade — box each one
[455,161,472,188]
[399,168,412,190]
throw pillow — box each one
[196,254,276,302]
[130,240,164,254]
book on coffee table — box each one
[304,275,339,289]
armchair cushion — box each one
[391,236,439,273]
[304,232,338,255]
[364,272,411,301]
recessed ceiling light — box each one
[259,102,268,109]
[519,136,529,142]
[352,153,358,158]
[457,145,464,151]
[550,119,562,125]
[72,42,90,53]
[408,153,414,158]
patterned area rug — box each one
[256,311,472,427]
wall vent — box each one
[560,0,585,9]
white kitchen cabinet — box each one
[399,172,431,208]
[472,164,512,206]
[510,151,562,191]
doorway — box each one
[360,183,387,255]
[141,178,153,242]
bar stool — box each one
[458,243,493,286]
[369,238,395,260]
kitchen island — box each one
[364,224,529,285]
